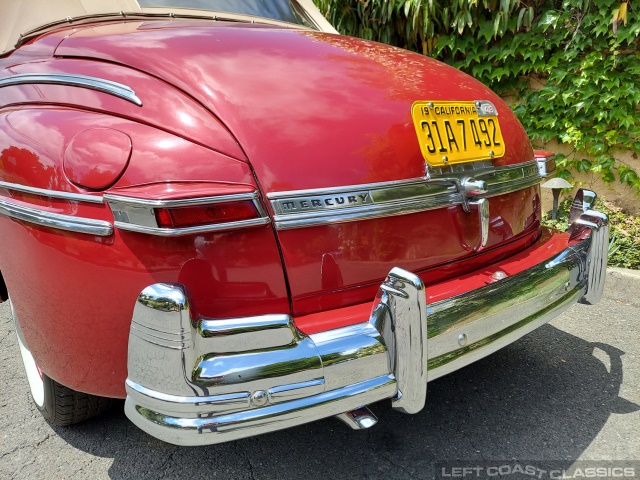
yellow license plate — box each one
[411,100,505,167]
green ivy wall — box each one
[314,0,640,210]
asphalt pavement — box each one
[1,268,639,480]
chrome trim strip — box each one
[269,178,458,229]
[113,218,270,237]
[481,172,542,197]
[105,192,270,236]
[427,159,494,177]
[104,192,261,208]
[0,180,104,204]
[126,380,251,409]
[272,191,459,230]
[0,198,113,236]
[124,210,607,445]
[269,160,542,230]
[125,376,397,446]
[0,73,142,106]
[267,176,450,200]
[268,378,326,401]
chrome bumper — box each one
[125,201,608,446]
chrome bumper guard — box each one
[125,192,608,446]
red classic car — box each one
[0,0,608,446]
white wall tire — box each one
[10,298,115,425]
[15,331,45,407]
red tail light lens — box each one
[155,201,260,229]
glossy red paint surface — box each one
[56,22,533,194]
[63,127,132,189]
[51,21,538,313]
[284,187,541,315]
[0,19,546,398]
[0,58,245,161]
[295,228,567,335]
[0,108,251,195]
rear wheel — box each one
[10,299,115,426]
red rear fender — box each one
[0,107,289,397]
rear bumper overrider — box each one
[125,192,608,446]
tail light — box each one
[105,193,269,236]
[155,201,260,229]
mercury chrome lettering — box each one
[272,191,372,215]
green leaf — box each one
[478,19,494,42]
[537,10,560,31]
[576,159,592,173]
[618,165,640,186]
[517,8,526,30]
[493,11,503,38]
[457,15,466,34]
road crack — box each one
[155,445,178,479]
[235,441,256,480]
[379,453,420,479]
[467,437,487,461]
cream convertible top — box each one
[0,0,336,54]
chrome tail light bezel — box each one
[104,192,270,236]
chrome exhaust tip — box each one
[336,406,378,430]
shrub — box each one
[543,198,640,269]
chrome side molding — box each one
[0,73,142,106]
[269,159,551,230]
[0,182,271,237]
[0,197,113,236]
[0,180,104,204]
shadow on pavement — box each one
[49,324,639,480]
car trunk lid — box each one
[55,22,540,315]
